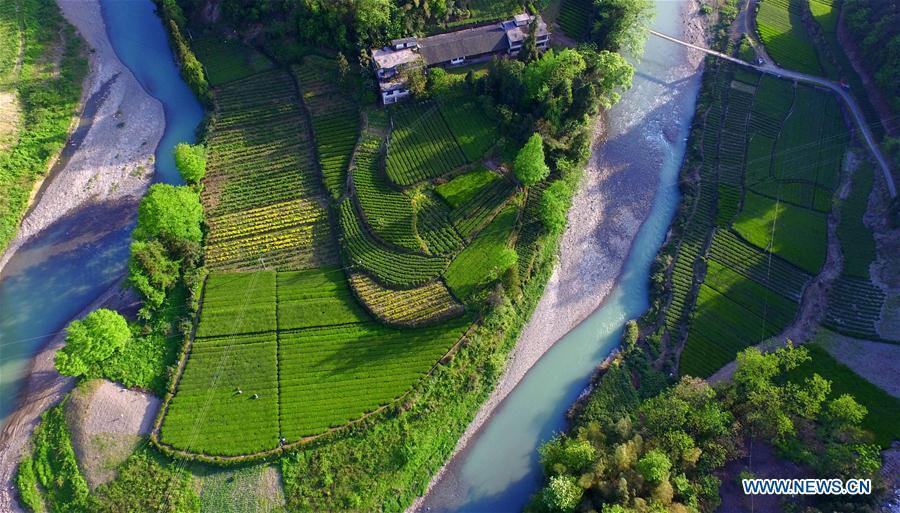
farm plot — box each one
[445,205,518,300]
[202,70,321,217]
[349,273,464,327]
[205,199,337,271]
[823,276,886,340]
[756,0,823,74]
[192,35,273,86]
[352,133,421,251]
[386,103,467,186]
[416,192,465,255]
[449,174,516,239]
[160,332,280,456]
[837,162,875,278]
[278,316,471,440]
[435,166,500,208]
[338,198,449,288]
[438,100,499,161]
[195,272,277,338]
[557,0,594,40]
[293,57,360,199]
[733,191,826,274]
[277,268,369,331]
[516,182,548,282]
[715,83,755,226]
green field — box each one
[756,0,823,74]
[386,102,467,186]
[435,166,500,208]
[195,272,277,338]
[438,99,499,161]
[349,273,464,326]
[786,342,900,447]
[192,35,273,86]
[836,162,875,278]
[557,0,594,40]
[445,205,518,300]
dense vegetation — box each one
[841,0,900,113]
[0,0,87,254]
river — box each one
[417,1,703,511]
[0,0,202,425]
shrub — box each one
[134,184,203,243]
[515,133,550,185]
[539,179,569,233]
[173,143,206,184]
[55,309,131,377]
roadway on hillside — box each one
[649,29,897,198]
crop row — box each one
[515,182,548,282]
[707,229,810,301]
[557,0,593,40]
[205,218,337,272]
[206,198,326,244]
[450,176,515,239]
[277,268,369,330]
[715,85,754,226]
[416,193,464,255]
[195,272,278,338]
[349,272,464,327]
[352,134,421,251]
[823,275,886,340]
[438,100,498,161]
[756,0,823,75]
[338,198,448,288]
[293,60,359,199]
[386,103,467,186]
[277,317,471,440]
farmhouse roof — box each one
[372,46,421,69]
[503,16,550,44]
[417,23,508,64]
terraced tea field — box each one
[556,0,594,40]
[755,0,823,74]
[160,59,540,458]
[670,62,850,377]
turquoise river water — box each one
[0,0,202,424]
[418,1,702,510]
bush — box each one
[540,180,569,233]
[133,184,203,243]
[173,143,206,184]
[55,309,132,377]
[515,133,550,185]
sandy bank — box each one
[0,1,164,510]
[409,3,707,511]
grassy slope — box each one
[0,0,87,254]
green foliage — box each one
[134,184,204,243]
[540,437,596,476]
[55,309,131,378]
[590,0,655,54]
[636,449,672,483]
[163,16,212,105]
[515,133,550,185]
[0,0,87,254]
[195,272,277,338]
[837,163,876,278]
[542,475,582,512]
[435,167,500,208]
[174,143,207,184]
[15,457,42,513]
[539,179,569,234]
[438,98,500,161]
[18,403,90,512]
[523,50,586,103]
[191,35,273,86]
[129,239,180,310]
[93,450,200,513]
[445,205,518,299]
[755,0,823,74]
[839,0,900,112]
[386,102,467,186]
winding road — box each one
[649,28,897,198]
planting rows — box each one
[195,272,277,338]
[756,0,823,74]
[278,316,471,440]
[349,273,464,327]
[445,205,518,300]
[338,198,448,288]
[192,35,273,86]
[438,100,499,161]
[160,332,280,456]
[837,163,876,278]
[449,175,516,239]
[557,0,593,40]
[352,133,420,251]
[707,229,810,302]
[386,103,467,186]
[203,70,321,218]
[293,57,360,199]
[823,276,886,340]
[516,182,548,282]
[715,82,755,226]
[277,268,369,330]
[416,193,465,255]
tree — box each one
[542,475,582,512]
[515,133,550,185]
[540,436,596,476]
[523,49,586,102]
[636,449,672,483]
[56,309,132,377]
[128,239,181,312]
[590,0,655,56]
[427,67,452,98]
[590,51,634,109]
[401,65,427,98]
[173,143,206,184]
[133,184,203,243]
[336,52,350,82]
[518,18,540,64]
[540,180,569,233]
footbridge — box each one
[649,29,896,198]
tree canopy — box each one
[133,184,203,243]
[515,133,550,185]
[173,143,207,184]
[590,0,655,56]
[539,180,570,234]
[56,309,132,377]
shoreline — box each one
[409,2,708,510]
[0,1,165,510]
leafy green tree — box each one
[402,66,427,98]
[589,51,635,109]
[128,239,180,312]
[523,49,586,102]
[515,133,550,185]
[518,18,540,64]
[825,394,868,427]
[56,309,131,377]
[636,449,672,483]
[590,0,655,56]
[337,52,350,82]
[173,143,206,184]
[540,436,596,476]
[622,320,639,351]
[539,180,570,234]
[133,184,203,243]
[542,475,582,512]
